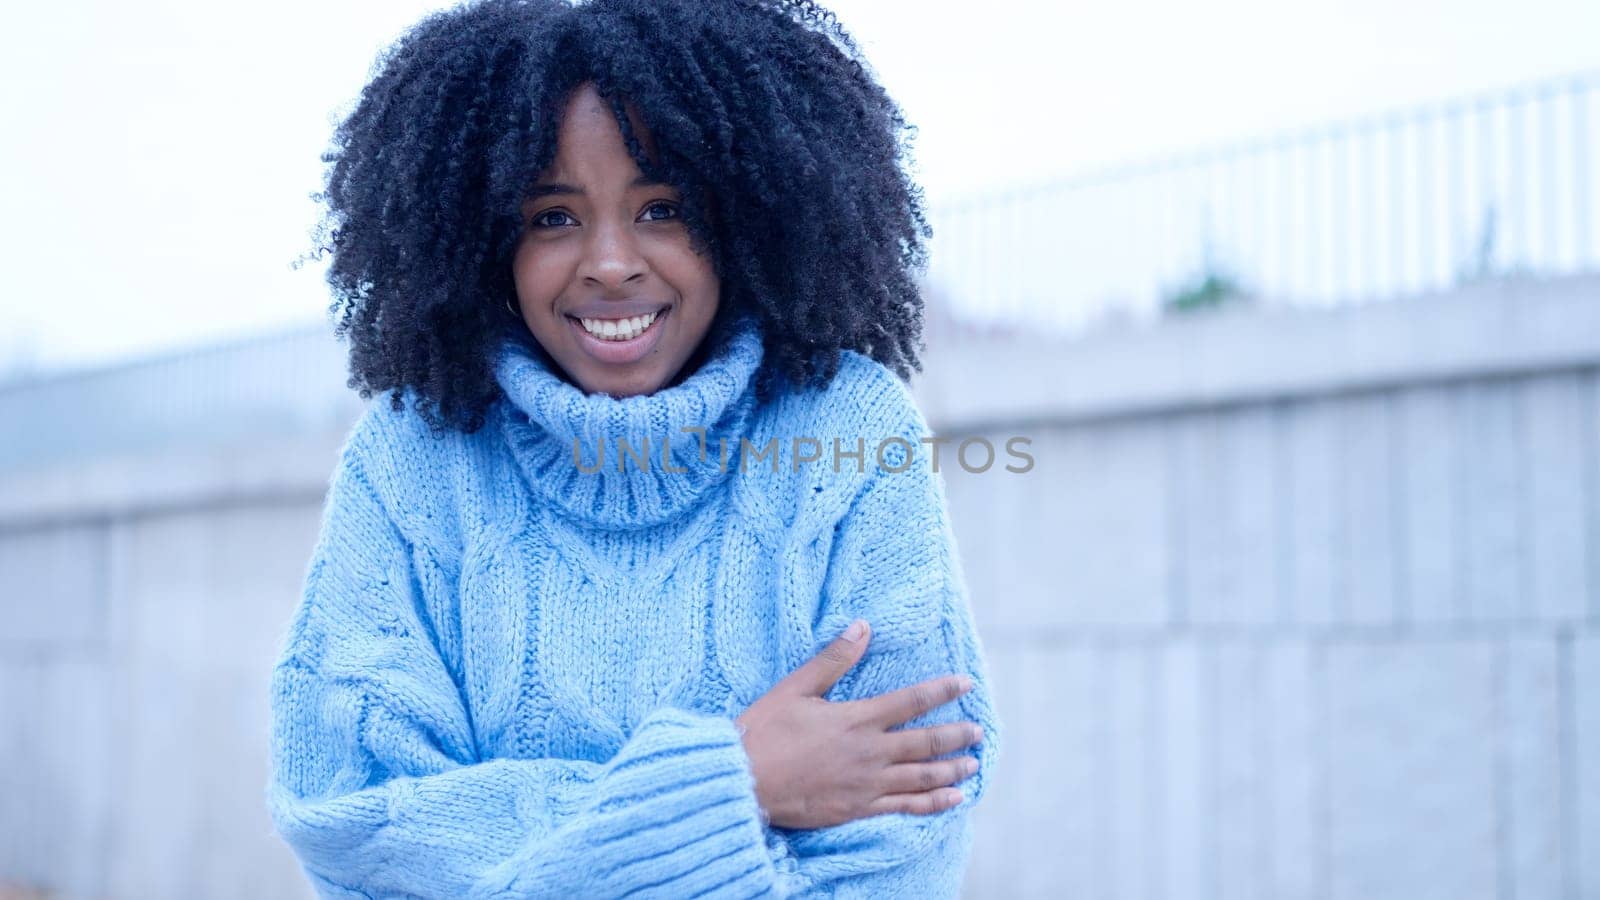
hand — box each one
[733,619,983,830]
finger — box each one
[862,673,971,727]
[783,619,871,697]
[878,757,979,796]
[864,787,964,818]
[882,721,983,763]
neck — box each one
[493,313,765,529]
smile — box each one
[566,307,671,365]
[575,309,663,341]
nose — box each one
[578,215,648,290]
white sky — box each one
[2,0,1598,378]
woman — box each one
[268,1,1000,895]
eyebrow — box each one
[525,174,670,199]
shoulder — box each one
[767,349,927,446]
[334,389,516,556]
[809,350,931,484]
[341,389,460,484]
[734,350,932,535]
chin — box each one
[583,368,663,398]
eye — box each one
[641,201,679,222]
[530,209,575,229]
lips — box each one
[567,306,670,366]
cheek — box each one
[512,243,568,305]
[659,252,719,308]
[645,231,718,289]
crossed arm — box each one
[267,438,998,898]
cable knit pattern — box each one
[266,314,1002,899]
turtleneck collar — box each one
[493,314,766,529]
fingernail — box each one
[970,725,984,744]
[957,675,973,692]
[844,619,867,641]
[963,757,979,775]
[947,789,964,805]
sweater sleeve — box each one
[266,445,780,899]
[765,417,1003,898]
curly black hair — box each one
[309,0,932,434]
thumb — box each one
[786,619,871,698]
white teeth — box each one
[579,311,659,341]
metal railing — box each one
[5,73,1598,469]
[924,71,1600,334]
[0,323,361,471]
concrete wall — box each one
[1,275,1597,898]
[940,276,1600,900]
[0,436,345,898]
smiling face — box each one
[511,82,720,398]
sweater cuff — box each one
[764,825,809,896]
[519,707,780,896]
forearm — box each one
[271,686,780,898]
[272,446,782,897]
[765,807,973,898]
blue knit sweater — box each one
[266,313,1001,898]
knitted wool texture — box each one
[266,313,1002,898]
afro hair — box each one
[310,0,933,433]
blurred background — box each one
[3,0,1599,897]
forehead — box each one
[538,84,661,183]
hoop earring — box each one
[506,297,520,318]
